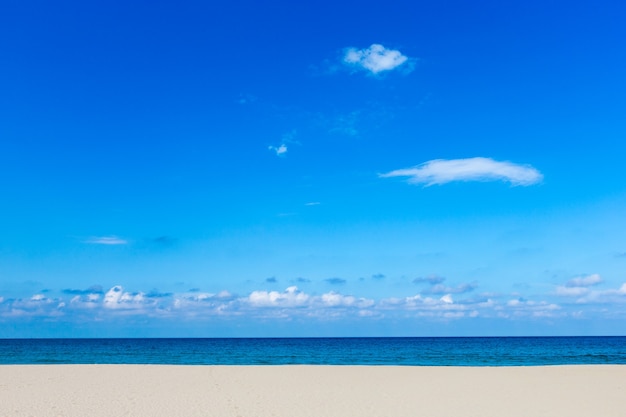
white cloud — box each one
[247,286,309,307]
[500,299,561,318]
[556,286,590,297]
[70,293,101,309]
[380,157,543,186]
[556,274,604,298]
[321,292,374,308]
[440,294,454,304]
[0,294,64,318]
[611,283,626,295]
[85,236,128,245]
[268,143,287,156]
[573,282,626,304]
[343,44,409,74]
[103,285,149,310]
[566,274,602,287]
[389,294,462,312]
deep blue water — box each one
[0,337,625,366]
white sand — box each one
[0,365,624,417]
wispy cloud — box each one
[566,274,603,287]
[556,274,603,298]
[268,143,287,156]
[325,277,347,285]
[343,44,410,74]
[329,111,360,136]
[428,282,478,295]
[84,236,128,245]
[268,131,298,157]
[236,93,257,105]
[380,157,543,186]
[554,273,626,304]
[500,298,562,318]
[413,275,446,285]
[555,286,591,297]
[305,202,320,206]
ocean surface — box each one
[1,337,625,366]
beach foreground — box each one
[1,365,624,417]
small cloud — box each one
[566,274,602,287]
[372,273,385,280]
[380,157,543,186]
[236,93,257,105]
[188,288,201,292]
[413,275,446,285]
[268,131,298,157]
[268,143,288,156]
[428,282,477,295]
[305,202,321,206]
[85,236,128,245]
[265,277,278,283]
[615,252,626,258]
[62,285,104,295]
[294,277,311,283]
[30,294,48,301]
[325,277,347,285]
[343,44,410,74]
[440,294,454,304]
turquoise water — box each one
[1,337,624,366]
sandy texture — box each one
[0,365,624,417]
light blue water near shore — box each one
[1,337,625,366]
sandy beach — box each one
[1,365,624,417]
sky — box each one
[1,0,626,337]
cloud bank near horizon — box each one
[2,274,625,326]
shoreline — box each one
[2,365,624,416]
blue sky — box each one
[1,0,626,337]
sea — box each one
[1,337,625,366]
